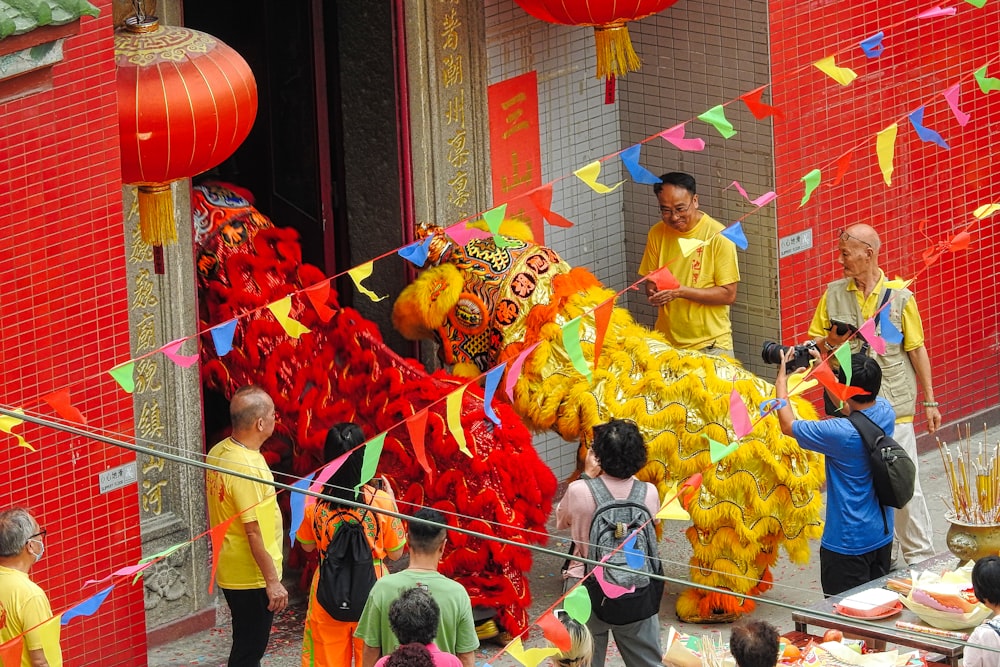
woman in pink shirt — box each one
[374,587,463,667]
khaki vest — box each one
[825,279,916,419]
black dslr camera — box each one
[760,340,818,373]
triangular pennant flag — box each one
[139,541,190,565]
[759,398,788,417]
[398,236,435,268]
[348,262,388,302]
[857,319,887,355]
[703,433,739,464]
[267,296,312,339]
[729,389,752,439]
[594,563,636,598]
[729,181,776,208]
[814,55,857,86]
[42,388,86,425]
[209,515,237,593]
[876,124,898,186]
[949,231,971,252]
[658,124,705,152]
[505,343,540,401]
[833,343,853,386]
[788,371,818,397]
[800,169,822,207]
[287,474,315,546]
[679,472,703,510]
[656,483,691,520]
[483,203,514,249]
[507,636,560,667]
[405,409,432,475]
[210,320,237,356]
[446,220,492,246]
[739,86,783,120]
[812,363,867,402]
[973,203,1000,219]
[697,105,737,138]
[943,84,971,126]
[84,561,153,586]
[527,184,574,228]
[536,611,572,652]
[563,584,591,623]
[721,223,748,250]
[623,533,645,569]
[620,144,662,185]
[647,265,680,290]
[829,151,853,187]
[974,66,1000,94]
[161,339,200,368]
[309,449,352,494]
[61,585,115,625]
[677,236,706,257]
[447,387,472,457]
[879,308,903,343]
[917,6,956,18]
[304,280,336,322]
[573,160,624,194]
[884,277,913,290]
[562,317,592,383]
[859,31,885,58]
[483,364,506,426]
[108,362,135,394]
[592,298,614,371]
[0,409,33,452]
[355,432,386,494]
[0,636,24,667]
[908,107,949,149]
[965,0,988,6]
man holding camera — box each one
[807,223,939,566]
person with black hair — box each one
[639,172,740,357]
[966,556,1000,667]
[296,423,406,667]
[775,351,895,596]
[556,419,662,667]
[373,588,461,667]
[356,508,479,667]
[729,619,779,667]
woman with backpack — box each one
[297,423,407,667]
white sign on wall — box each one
[779,229,813,258]
[99,462,138,494]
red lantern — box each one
[115,13,257,246]
[513,0,679,81]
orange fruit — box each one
[781,643,802,661]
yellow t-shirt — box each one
[0,565,62,667]
[206,438,284,589]
[638,212,740,350]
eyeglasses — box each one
[27,528,46,543]
[839,229,873,250]
[659,202,693,218]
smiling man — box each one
[638,172,740,357]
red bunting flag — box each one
[305,280,336,323]
[739,86,783,120]
[646,266,680,290]
[536,611,573,652]
[829,151,853,187]
[209,515,237,594]
[949,231,971,252]
[811,363,867,402]
[528,184,574,229]
[679,473,703,510]
[0,636,24,667]
[405,409,432,475]
[592,298,615,372]
[42,388,87,425]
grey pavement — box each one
[148,419,1000,667]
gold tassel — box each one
[137,183,178,246]
[593,23,641,79]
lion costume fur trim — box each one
[393,263,463,340]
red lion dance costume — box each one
[193,184,557,635]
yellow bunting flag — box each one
[446,386,472,457]
[884,277,913,290]
[36,615,61,664]
[677,236,706,257]
[876,123,898,186]
[656,483,691,521]
[0,408,33,451]
[348,261,388,302]
[506,637,560,667]
[267,296,311,339]
[108,361,135,393]
[573,160,624,194]
[788,371,817,397]
[814,55,857,86]
[973,203,1000,219]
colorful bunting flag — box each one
[304,280,336,322]
[592,298,614,372]
[536,611,572,652]
[814,56,858,86]
[528,184,574,229]
[0,636,24,667]
[108,362,135,394]
[210,320,237,356]
[0,409,33,452]
[347,262,388,303]
[594,563,635,598]
[943,84,971,126]
[446,220,492,246]
[876,124,898,186]
[974,203,1000,219]
[84,561,153,586]
[447,387,472,457]
[677,236,706,257]
[483,364,505,426]
[788,371,818,397]
[209,515,237,593]
[949,231,972,252]
[61,585,114,625]
[759,398,788,417]
[398,236,435,268]
[739,86,783,120]
[917,6,956,17]
[623,533,645,569]
[729,181,776,208]
[573,160,624,194]
[678,472,703,510]
[562,317,592,383]
[35,617,60,666]
[722,223,748,250]
[811,363,867,402]
[697,105,736,138]
[483,203,514,249]
[356,432,386,494]
[309,450,351,494]
[42,388,86,425]
[857,318,887,355]
[287,474,315,546]
[965,0,988,7]
[267,296,311,338]
[620,144,662,184]
[729,389,752,439]
[563,585,592,623]
[405,409,433,475]
[506,636,560,667]
[659,124,705,152]
[656,483,691,521]
[161,339,199,368]
[647,266,680,290]
[703,433,739,464]
[974,66,1000,94]
[505,342,540,401]
[908,107,949,149]
[859,32,885,58]
[879,309,903,343]
[799,169,822,207]
[833,343,853,386]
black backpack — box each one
[581,477,664,625]
[846,410,916,531]
[314,504,379,621]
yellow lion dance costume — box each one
[392,221,825,622]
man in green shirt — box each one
[356,508,478,667]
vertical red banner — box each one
[487,71,544,242]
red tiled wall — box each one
[770,1,1000,433]
[0,1,146,664]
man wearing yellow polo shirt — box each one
[808,223,940,566]
[206,385,287,666]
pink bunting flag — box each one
[917,5,956,17]
[729,181,777,207]
[505,343,540,401]
[42,388,87,425]
[857,318,887,355]
[729,389,752,439]
[445,220,492,246]
[305,280,336,323]
[943,84,971,126]
[209,515,237,593]
[528,184,575,228]
[84,560,154,586]
[309,449,352,494]
[162,339,199,368]
[536,611,573,652]
[594,563,636,598]
[405,410,432,475]
[659,124,705,152]
[593,298,615,372]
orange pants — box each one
[301,576,363,667]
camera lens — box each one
[760,341,789,366]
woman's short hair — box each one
[388,587,440,646]
[973,555,1000,606]
[729,619,779,667]
[591,419,647,479]
[385,643,435,667]
[551,611,593,667]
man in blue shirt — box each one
[774,350,895,596]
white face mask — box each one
[27,539,43,563]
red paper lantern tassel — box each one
[137,183,178,246]
[593,22,640,79]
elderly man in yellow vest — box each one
[808,224,940,566]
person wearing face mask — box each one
[0,507,61,667]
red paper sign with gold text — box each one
[488,72,544,242]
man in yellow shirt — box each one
[808,224,940,566]
[206,385,287,666]
[0,508,61,667]
[639,172,740,357]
